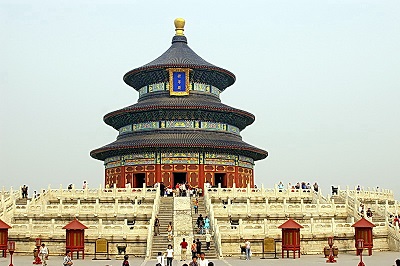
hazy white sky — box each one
[1,1,399,198]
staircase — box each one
[191,197,219,259]
[151,197,174,258]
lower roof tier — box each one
[90,130,267,161]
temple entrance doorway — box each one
[214,173,227,188]
[133,173,146,188]
[173,172,186,187]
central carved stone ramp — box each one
[151,197,174,258]
[191,197,219,259]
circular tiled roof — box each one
[123,35,235,91]
[90,130,267,161]
[104,92,255,130]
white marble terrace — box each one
[1,184,400,256]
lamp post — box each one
[357,239,365,266]
[326,236,336,263]
[7,241,15,266]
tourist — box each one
[194,198,199,214]
[33,190,38,198]
[196,238,202,256]
[63,250,73,266]
[199,218,205,234]
[180,183,187,197]
[313,182,319,192]
[166,244,174,266]
[67,184,73,190]
[196,214,204,232]
[160,182,165,196]
[205,232,211,250]
[277,182,284,192]
[394,216,399,227]
[122,254,130,266]
[82,180,87,189]
[191,240,197,259]
[157,251,165,266]
[39,243,49,266]
[244,239,251,260]
[154,216,160,236]
[366,208,373,218]
[395,258,400,266]
[359,204,365,216]
[208,262,214,266]
[198,252,209,266]
[204,216,210,234]
[167,222,173,241]
[356,185,361,191]
[189,256,198,266]
[180,238,188,261]
[21,185,28,198]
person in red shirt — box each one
[180,238,188,261]
[394,216,400,227]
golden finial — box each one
[174,18,185,36]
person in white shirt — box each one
[157,251,165,266]
[63,250,73,266]
[198,252,209,266]
[245,240,251,260]
[39,243,49,266]
[166,244,174,266]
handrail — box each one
[146,185,160,259]
[204,188,223,258]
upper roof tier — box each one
[123,18,236,91]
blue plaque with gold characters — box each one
[168,68,190,96]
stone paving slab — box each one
[0,252,399,266]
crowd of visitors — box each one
[154,182,204,197]
[276,181,319,193]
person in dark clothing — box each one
[196,214,203,230]
[196,238,202,256]
[160,182,165,196]
[122,254,130,266]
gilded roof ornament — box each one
[174,18,185,36]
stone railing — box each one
[216,218,388,239]
[341,187,394,201]
[387,223,400,251]
[210,199,348,218]
[145,186,160,259]
[0,187,20,222]
[204,188,223,258]
[10,219,150,239]
[45,184,157,200]
[206,184,318,200]
[8,185,158,218]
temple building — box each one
[90,18,267,189]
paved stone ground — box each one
[0,252,399,266]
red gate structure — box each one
[0,219,11,258]
[63,218,88,259]
[352,217,375,256]
[278,219,303,259]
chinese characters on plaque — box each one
[168,68,190,96]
